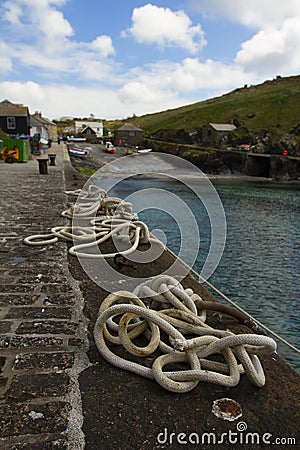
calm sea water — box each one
[108,176,300,371]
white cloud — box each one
[190,0,300,27]
[25,0,73,53]
[0,0,116,81]
[189,0,300,78]
[0,80,182,119]
[3,2,22,25]
[90,36,115,58]
[124,3,206,54]
[0,81,46,105]
[119,81,168,104]
[38,8,73,41]
[235,17,300,76]
[169,58,252,91]
[119,57,253,107]
[0,42,12,73]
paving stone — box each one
[6,307,72,320]
[68,338,84,347]
[43,293,77,306]
[40,285,74,295]
[0,336,63,349]
[0,402,70,436]
[0,356,6,370]
[13,352,75,371]
[0,294,41,306]
[0,285,38,294]
[16,321,78,335]
[7,373,69,400]
[0,322,12,333]
[6,270,69,284]
[0,378,8,392]
[7,439,67,450]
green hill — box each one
[106,75,300,144]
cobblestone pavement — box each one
[0,145,88,449]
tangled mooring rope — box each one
[94,275,277,393]
[61,185,137,221]
[23,186,152,259]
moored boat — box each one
[137,148,152,153]
[69,146,89,157]
[67,137,87,142]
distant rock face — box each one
[144,139,300,180]
[191,152,300,180]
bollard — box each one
[48,154,56,166]
[37,158,48,175]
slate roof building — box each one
[202,123,237,146]
[0,100,30,136]
[114,123,144,146]
[30,112,57,141]
[75,121,103,138]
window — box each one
[7,117,16,129]
[129,131,135,136]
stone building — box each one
[114,123,144,146]
[202,123,236,147]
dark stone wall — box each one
[144,139,300,180]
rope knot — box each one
[170,337,187,351]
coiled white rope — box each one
[23,186,150,259]
[68,220,151,258]
[61,186,136,221]
[94,275,277,393]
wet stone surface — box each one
[16,321,78,335]
[0,146,88,448]
[6,306,73,320]
[6,440,68,450]
[12,352,75,371]
[7,373,70,400]
[0,401,70,436]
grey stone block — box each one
[8,373,70,400]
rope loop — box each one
[94,275,277,393]
[23,233,58,246]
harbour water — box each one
[106,174,300,371]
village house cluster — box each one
[0,99,57,142]
[0,99,240,149]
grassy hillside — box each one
[105,75,300,141]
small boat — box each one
[137,148,152,154]
[69,147,89,157]
[67,137,86,142]
[105,143,116,154]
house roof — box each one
[32,113,55,126]
[209,123,236,132]
[0,105,29,117]
[30,115,49,129]
[81,126,96,134]
[117,123,143,132]
[0,99,21,106]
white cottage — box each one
[75,121,103,138]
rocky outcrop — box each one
[144,139,300,180]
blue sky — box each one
[0,0,299,120]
